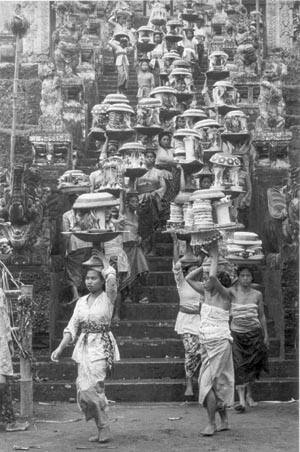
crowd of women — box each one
[0,1,270,444]
[49,234,268,442]
[0,223,269,442]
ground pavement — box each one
[0,401,298,452]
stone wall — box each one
[0,1,50,61]
[0,63,41,129]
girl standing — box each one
[230,266,269,412]
[117,191,149,303]
[51,255,119,444]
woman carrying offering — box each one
[155,132,181,223]
[137,148,167,255]
[51,254,119,444]
[230,266,269,412]
[108,36,131,93]
[117,191,149,303]
[186,241,234,436]
[171,232,202,396]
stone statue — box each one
[39,62,64,132]
[52,16,81,76]
[0,166,50,250]
[256,80,286,132]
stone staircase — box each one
[16,48,298,404]
[14,236,298,403]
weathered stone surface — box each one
[14,357,298,382]
[12,377,299,402]
[0,78,41,127]
[0,62,39,79]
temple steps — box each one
[12,377,299,403]
[54,318,277,340]
[51,337,281,360]
[14,358,298,382]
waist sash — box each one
[79,322,114,370]
[179,305,200,315]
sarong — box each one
[122,243,149,289]
[65,248,91,287]
[231,328,269,385]
[156,166,181,227]
[163,166,181,204]
[198,338,234,407]
[77,358,109,429]
[138,193,162,239]
[182,333,201,378]
[0,379,15,424]
[117,63,129,90]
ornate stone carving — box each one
[0,166,50,250]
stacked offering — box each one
[57,170,91,193]
[225,231,264,263]
[168,203,184,228]
[193,199,214,229]
[183,202,194,229]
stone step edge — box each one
[21,377,299,385]
[20,357,297,366]
[56,318,276,326]
[56,319,176,326]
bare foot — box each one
[112,315,120,326]
[146,249,156,256]
[217,421,230,432]
[246,396,258,407]
[184,387,194,396]
[234,404,246,413]
[6,421,30,432]
[98,426,111,443]
[88,435,99,442]
[124,296,133,304]
[201,423,216,436]
[138,297,149,304]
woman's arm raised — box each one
[186,266,205,295]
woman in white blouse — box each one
[51,254,119,444]
[171,232,203,396]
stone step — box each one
[57,301,178,322]
[13,377,299,402]
[55,317,277,340]
[131,286,179,303]
[53,337,281,359]
[146,271,175,285]
[19,358,298,383]
[56,319,177,339]
[147,257,172,272]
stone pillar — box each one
[266,0,294,50]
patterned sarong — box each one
[0,380,15,424]
[232,328,269,385]
[182,333,201,378]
